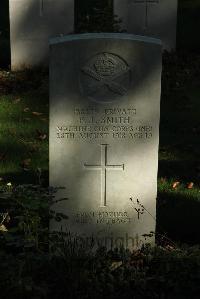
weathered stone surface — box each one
[9,0,74,69]
[114,0,178,50]
[50,33,162,250]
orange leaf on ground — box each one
[172,181,180,189]
[187,182,194,189]
[32,111,43,116]
[40,118,48,122]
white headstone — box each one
[50,33,162,250]
[9,0,74,70]
[114,0,178,50]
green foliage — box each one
[75,0,123,33]
[1,240,200,298]
[0,184,56,252]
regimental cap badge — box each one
[80,52,131,103]
[94,53,128,77]
[94,54,116,76]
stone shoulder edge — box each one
[49,33,162,47]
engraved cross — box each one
[84,144,124,207]
[133,0,159,29]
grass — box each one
[0,69,49,185]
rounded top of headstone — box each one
[49,33,162,46]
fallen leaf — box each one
[39,133,47,140]
[40,118,48,122]
[36,130,47,141]
[110,261,123,271]
[32,111,43,116]
[0,224,8,232]
[172,181,180,189]
[23,107,30,112]
[165,245,175,251]
[187,182,194,189]
[23,158,31,166]
[13,98,21,104]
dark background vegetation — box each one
[0,0,10,68]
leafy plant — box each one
[0,184,54,252]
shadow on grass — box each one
[157,190,200,245]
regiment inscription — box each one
[56,107,153,140]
